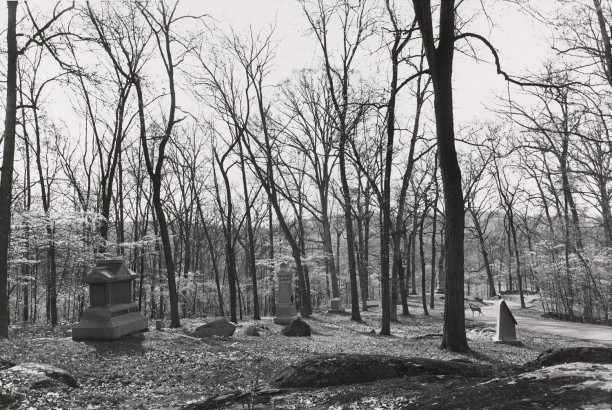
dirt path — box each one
[466,298,612,346]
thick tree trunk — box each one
[410,220,417,295]
[412,0,468,352]
[0,1,17,339]
[430,207,437,308]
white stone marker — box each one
[493,299,520,345]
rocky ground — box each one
[1,298,610,409]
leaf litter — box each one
[0,302,607,409]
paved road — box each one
[466,299,612,346]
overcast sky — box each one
[1,1,557,131]
[192,0,555,126]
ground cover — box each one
[0,298,609,409]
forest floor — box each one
[1,296,611,409]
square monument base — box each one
[72,302,148,340]
[274,303,297,324]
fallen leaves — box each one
[0,305,607,409]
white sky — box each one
[1,0,556,132]
[183,0,555,125]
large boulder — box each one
[2,362,78,390]
[528,347,612,367]
[192,318,236,338]
[281,317,311,337]
[272,354,494,388]
[242,325,260,337]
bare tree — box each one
[462,128,498,298]
[301,0,375,321]
[0,0,18,338]
[134,0,196,328]
[282,70,341,308]
[1,0,74,337]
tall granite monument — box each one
[72,259,148,340]
[274,262,298,324]
[493,299,520,345]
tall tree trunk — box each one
[419,201,429,315]
[135,76,180,327]
[597,177,612,246]
[429,153,439,307]
[505,218,513,291]
[212,153,238,323]
[46,229,58,325]
[31,82,57,325]
[356,188,370,311]
[320,180,339,300]
[0,0,17,339]
[238,139,260,320]
[430,188,438,308]
[339,135,361,321]
[268,200,275,316]
[413,0,468,351]
[403,230,413,298]
[410,218,417,295]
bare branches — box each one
[455,31,580,89]
[21,1,75,54]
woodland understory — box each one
[1,299,610,409]
[0,0,611,358]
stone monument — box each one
[72,259,148,340]
[493,299,520,345]
[274,262,298,324]
[327,297,345,314]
